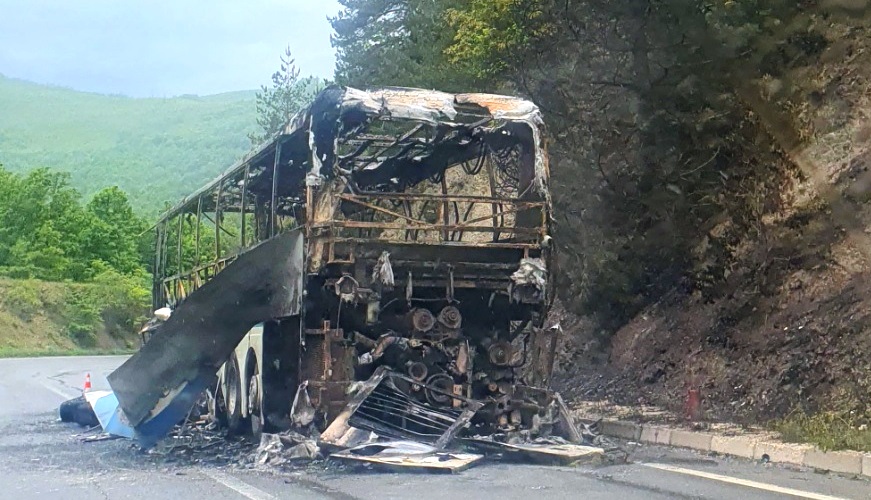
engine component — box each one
[407,361,429,382]
[408,308,435,333]
[425,373,455,405]
[437,305,462,330]
[488,341,514,367]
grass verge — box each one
[0,347,135,358]
[774,411,871,453]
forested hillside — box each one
[0,51,321,356]
[0,75,256,213]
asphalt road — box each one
[0,356,868,500]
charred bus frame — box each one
[150,86,556,438]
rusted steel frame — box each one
[326,202,539,233]
[337,194,430,226]
[318,220,540,233]
[398,278,508,289]
[200,210,237,238]
[176,214,184,276]
[402,200,414,241]
[240,164,249,247]
[270,142,282,237]
[449,203,536,231]
[305,186,313,237]
[321,236,540,249]
[160,255,238,285]
[450,200,460,241]
[414,200,432,241]
[162,282,171,304]
[541,200,548,238]
[455,201,477,242]
[351,191,544,205]
[388,259,518,270]
[337,138,373,162]
[441,177,450,241]
[153,223,165,307]
[215,179,224,259]
[346,123,426,166]
[195,196,203,266]
[161,221,169,282]
[485,157,501,242]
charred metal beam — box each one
[241,164,249,247]
[270,142,282,238]
[215,179,223,259]
[195,196,203,266]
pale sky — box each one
[0,0,342,97]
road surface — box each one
[0,355,868,499]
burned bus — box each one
[112,86,565,447]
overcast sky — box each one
[0,0,342,97]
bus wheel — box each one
[207,384,228,428]
[247,363,263,440]
[225,358,246,434]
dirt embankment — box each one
[554,10,871,428]
[0,278,140,356]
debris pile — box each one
[255,432,321,466]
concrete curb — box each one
[598,419,871,478]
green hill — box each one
[0,75,257,213]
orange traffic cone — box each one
[83,373,92,392]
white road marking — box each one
[40,381,78,400]
[641,462,848,500]
[203,470,275,500]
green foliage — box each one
[0,75,257,213]
[56,270,149,348]
[249,47,325,144]
[0,165,149,284]
[445,0,548,79]
[1,279,43,321]
[776,410,871,452]
[331,0,481,91]
[63,286,102,346]
[0,276,146,353]
[80,267,151,338]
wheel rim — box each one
[226,362,239,412]
[247,373,259,417]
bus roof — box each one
[155,86,548,225]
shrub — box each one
[2,279,43,321]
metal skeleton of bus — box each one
[120,86,560,445]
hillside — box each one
[551,8,871,449]
[0,277,144,356]
[0,75,257,213]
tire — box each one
[247,362,263,441]
[59,395,99,427]
[225,358,247,434]
[207,384,228,428]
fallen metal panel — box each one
[465,438,604,466]
[319,368,481,452]
[331,441,483,474]
[108,230,304,446]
